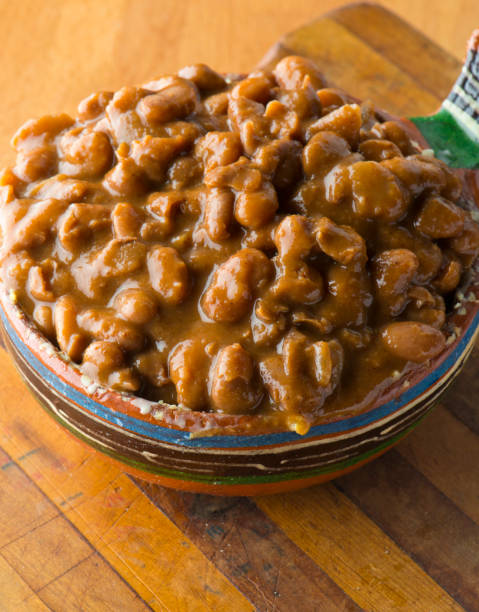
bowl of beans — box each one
[1,52,479,495]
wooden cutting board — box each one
[0,4,478,611]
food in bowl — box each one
[1,56,478,436]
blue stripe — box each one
[2,307,479,448]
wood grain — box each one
[256,484,462,611]
[134,481,359,611]
[337,451,479,611]
[0,2,478,610]
[0,556,49,612]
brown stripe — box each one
[132,478,359,612]
[336,450,479,611]
[442,347,479,435]
[329,3,460,102]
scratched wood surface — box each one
[0,2,478,611]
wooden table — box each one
[0,2,479,610]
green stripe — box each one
[410,107,479,168]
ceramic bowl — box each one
[1,272,479,496]
[1,36,479,496]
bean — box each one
[241,218,278,252]
[349,161,408,221]
[105,86,148,144]
[137,79,200,124]
[28,265,55,302]
[54,295,89,361]
[93,238,146,277]
[130,134,187,182]
[169,339,209,409]
[381,321,446,363]
[377,121,414,155]
[202,248,273,322]
[307,339,344,387]
[58,203,112,252]
[251,299,287,346]
[134,350,168,387]
[405,294,446,329]
[264,100,300,140]
[234,183,278,229]
[195,131,242,171]
[316,88,351,110]
[113,288,157,324]
[274,215,314,262]
[272,215,323,306]
[178,64,226,92]
[14,146,57,182]
[407,286,436,309]
[12,114,74,149]
[210,344,260,414]
[358,139,402,162]
[107,367,141,392]
[203,188,235,241]
[253,139,302,191]
[313,264,372,331]
[323,153,362,204]
[147,246,189,305]
[316,217,367,266]
[73,239,146,300]
[273,56,326,90]
[147,191,184,236]
[1,251,34,292]
[166,120,202,144]
[259,332,342,415]
[83,340,125,371]
[59,128,113,179]
[448,215,479,263]
[376,225,442,284]
[30,175,104,202]
[104,158,149,197]
[271,265,324,306]
[33,304,54,338]
[307,104,361,148]
[278,84,321,119]
[231,72,275,103]
[228,98,270,155]
[302,131,350,177]
[78,308,144,352]
[204,92,229,116]
[435,160,462,200]
[414,196,466,239]
[205,157,262,191]
[77,91,114,121]
[372,249,419,317]
[281,330,307,378]
[381,156,446,198]
[167,156,202,189]
[8,198,68,253]
[112,202,142,239]
[434,257,462,294]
